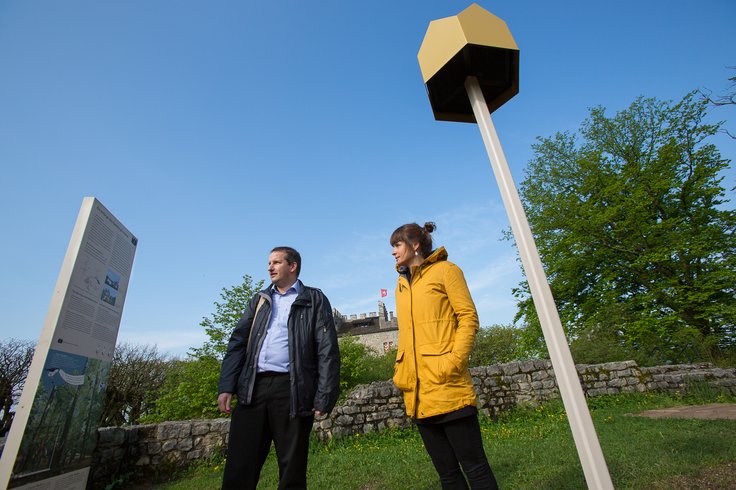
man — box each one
[217,246,340,490]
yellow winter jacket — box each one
[393,247,479,419]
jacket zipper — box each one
[406,272,420,418]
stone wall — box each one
[88,360,735,488]
[315,360,735,440]
[354,329,399,355]
[88,419,230,489]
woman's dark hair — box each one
[390,222,436,258]
[271,246,301,276]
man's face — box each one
[268,251,298,289]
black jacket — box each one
[218,281,341,417]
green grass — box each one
[147,388,736,489]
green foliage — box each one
[516,92,736,363]
[144,275,265,422]
[569,325,635,364]
[141,356,222,423]
[190,275,265,360]
[469,324,523,367]
[338,336,395,395]
[369,348,397,384]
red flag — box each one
[380,288,388,298]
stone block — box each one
[485,365,503,376]
[378,385,393,397]
[366,412,385,422]
[147,442,162,455]
[135,424,157,442]
[192,422,210,436]
[542,379,557,388]
[157,421,191,440]
[519,360,537,373]
[502,363,520,375]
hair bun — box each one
[423,222,436,233]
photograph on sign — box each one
[9,350,110,488]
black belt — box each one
[258,370,289,377]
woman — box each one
[391,222,499,490]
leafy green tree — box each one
[140,356,222,423]
[338,336,374,393]
[515,92,736,362]
[372,347,397,382]
[469,325,522,367]
[190,274,265,360]
[146,275,264,421]
[338,336,395,395]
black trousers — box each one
[222,373,314,490]
[417,414,499,490]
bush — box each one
[101,343,172,426]
[569,326,634,365]
[469,325,523,367]
[141,356,222,423]
[338,336,395,396]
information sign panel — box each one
[0,197,138,489]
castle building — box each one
[332,301,398,354]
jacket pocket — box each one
[418,342,455,385]
[392,349,413,392]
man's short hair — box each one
[271,246,301,277]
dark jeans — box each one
[417,414,499,490]
[222,373,314,490]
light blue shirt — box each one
[257,281,300,373]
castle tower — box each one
[378,301,388,328]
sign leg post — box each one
[465,75,614,490]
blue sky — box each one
[1,1,734,356]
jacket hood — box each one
[423,246,448,265]
[396,246,448,275]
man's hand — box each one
[218,392,233,413]
[314,410,324,417]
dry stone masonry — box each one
[315,360,734,440]
[88,360,735,488]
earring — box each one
[414,251,418,256]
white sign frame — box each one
[0,197,138,489]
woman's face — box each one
[392,240,417,267]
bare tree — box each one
[700,67,736,138]
[0,338,35,436]
[100,342,172,426]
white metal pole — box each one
[465,76,614,490]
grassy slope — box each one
[146,391,736,490]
